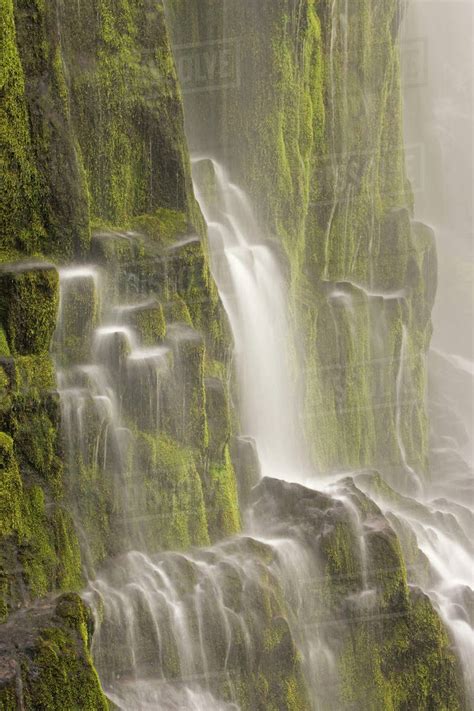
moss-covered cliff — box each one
[163,0,465,707]
[0,1,242,704]
[0,0,243,604]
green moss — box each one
[164,327,209,449]
[8,0,91,258]
[285,676,308,711]
[127,300,166,345]
[0,264,59,355]
[132,432,210,551]
[63,0,194,227]
[0,365,8,393]
[0,431,23,538]
[51,510,83,591]
[0,478,82,613]
[339,588,465,710]
[0,0,43,255]
[207,446,241,541]
[20,596,109,710]
[0,326,10,356]
[132,208,189,244]
[230,436,261,508]
[164,294,193,325]
[321,517,362,603]
[0,683,17,711]
[205,376,230,459]
[366,527,409,611]
[19,484,56,599]
[14,410,56,479]
[56,273,98,365]
[13,353,55,395]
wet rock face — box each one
[1,0,234,639]
[79,476,465,710]
[230,435,261,508]
[0,594,108,711]
[246,477,465,709]
[0,262,83,623]
[168,0,435,486]
[0,263,59,355]
[85,536,311,710]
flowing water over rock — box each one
[191,158,306,481]
[3,0,472,709]
[51,163,471,710]
[46,8,472,707]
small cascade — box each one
[53,244,195,563]
[84,475,397,711]
[394,324,422,491]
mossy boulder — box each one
[0,263,59,355]
[249,477,465,709]
[0,594,108,710]
[56,272,98,365]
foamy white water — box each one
[191,158,306,481]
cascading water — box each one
[191,158,306,480]
[49,154,473,709]
[57,171,339,710]
[54,262,174,562]
[47,5,472,709]
[3,0,473,708]
[49,164,415,710]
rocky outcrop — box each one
[0,593,108,710]
[249,477,465,709]
[83,477,465,710]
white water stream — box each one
[191,158,306,481]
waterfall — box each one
[49,162,473,709]
[48,6,471,710]
[3,0,473,707]
[191,158,306,481]
[53,169,409,711]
